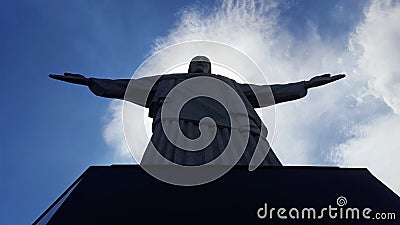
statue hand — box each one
[305,73,346,89]
[49,73,90,86]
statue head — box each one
[188,56,211,74]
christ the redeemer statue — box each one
[50,56,345,166]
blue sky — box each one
[2,0,400,224]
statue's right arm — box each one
[49,73,160,107]
[87,77,129,100]
[49,73,128,99]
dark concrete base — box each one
[35,165,399,224]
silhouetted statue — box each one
[50,56,345,166]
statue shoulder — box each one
[159,73,188,80]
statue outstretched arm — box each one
[239,73,345,107]
[304,74,345,89]
[49,73,90,86]
[49,73,159,107]
[49,73,129,99]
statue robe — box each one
[88,73,308,166]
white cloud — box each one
[348,0,400,114]
[102,0,400,195]
[330,113,400,194]
[102,100,135,163]
[331,0,400,196]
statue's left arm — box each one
[239,74,345,108]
